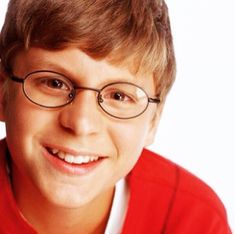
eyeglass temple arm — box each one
[10,76,24,83]
[148,97,161,103]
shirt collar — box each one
[104,178,130,234]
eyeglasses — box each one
[10,70,160,119]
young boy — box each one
[0,0,231,233]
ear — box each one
[144,102,165,147]
[0,69,7,122]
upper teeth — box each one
[50,148,99,164]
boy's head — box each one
[0,0,176,210]
[0,0,175,101]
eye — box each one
[103,89,133,102]
[110,91,130,101]
[40,78,69,90]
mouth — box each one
[47,147,101,165]
[43,146,106,175]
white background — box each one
[0,0,234,231]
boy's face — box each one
[0,47,161,208]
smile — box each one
[47,147,100,165]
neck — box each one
[11,165,115,234]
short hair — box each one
[0,0,176,100]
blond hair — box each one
[0,0,176,100]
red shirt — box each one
[0,139,232,233]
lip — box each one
[43,143,103,157]
[42,144,107,175]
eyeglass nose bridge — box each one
[68,86,102,103]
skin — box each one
[0,47,162,234]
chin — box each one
[40,183,98,209]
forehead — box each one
[12,47,155,88]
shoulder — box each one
[131,148,225,208]
[124,149,231,233]
[0,139,36,233]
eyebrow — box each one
[23,58,143,88]
[26,60,70,75]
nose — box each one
[58,90,103,136]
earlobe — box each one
[144,103,164,147]
[144,116,159,147]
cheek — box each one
[104,119,151,182]
[4,90,55,153]
[114,124,148,146]
[108,119,151,163]
[6,109,56,148]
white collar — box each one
[104,178,130,234]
